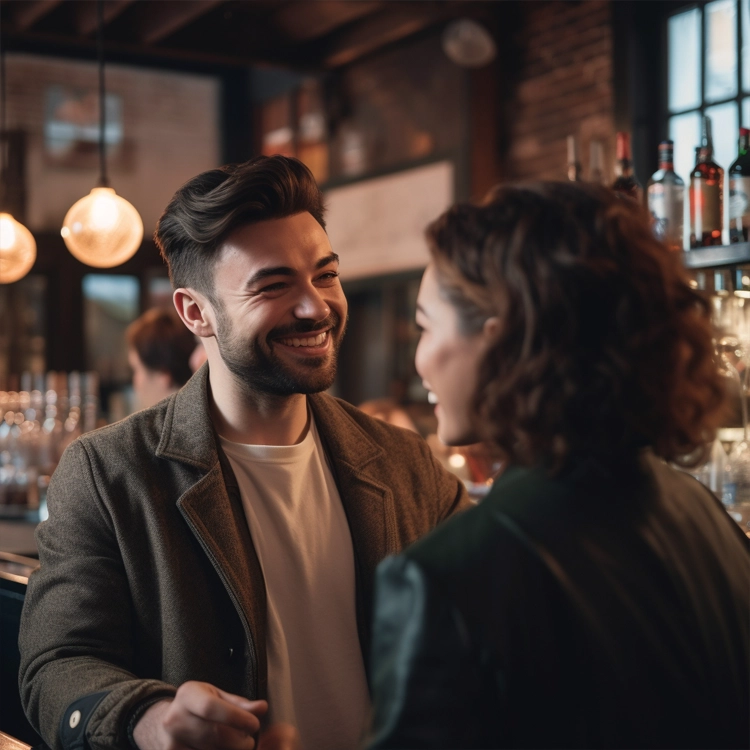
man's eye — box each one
[415,323,425,333]
[258,282,287,293]
[318,271,340,281]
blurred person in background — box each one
[366,181,749,749]
[126,307,196,410]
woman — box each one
[366,182,750,749]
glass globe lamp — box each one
[61,186,143,268]
[0,212,37,283]
[442,19,497,68]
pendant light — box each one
[61,0,142,268]
[0,6,36,285]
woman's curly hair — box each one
[426,181,726,471]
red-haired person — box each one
[366,182,749,749]
[126,307,196,410]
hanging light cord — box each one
[97,0,108,188]
[0,2,7,195]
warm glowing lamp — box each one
[62,187,143,268]
[61,0,142,268]
[0,6,36,285]
[0,212,36,283]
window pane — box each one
[669,9,702,112]
[82,274,140,421]
[706,101,740,169]
[706,101,739,242]
[706,0,738,102]
[669,111,702,185]
[744,96,750,125]
[743,0,750,91]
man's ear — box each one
[173,288,216,337]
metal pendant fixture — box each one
[61,0,143,268]
[0,6,36,285]
[442,19,497,69]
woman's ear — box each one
[173,288,216,338]
[483,316,501,341]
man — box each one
[19,156,470,750]
[126,307,196,411]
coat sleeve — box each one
[18,439,176,750]
[365,554,497,750]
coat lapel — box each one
[309,393,395,657]
[156,365,268,698]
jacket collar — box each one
[308,392,384,471]
[155,365,386,474]
[155,362,221,471]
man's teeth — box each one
[280,331,327,347]
[427,391,439,404]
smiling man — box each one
[19,156,471,750]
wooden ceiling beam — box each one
[301,1,461,69]
[8,0,64,32]
[271,1,384,43]
[74,0,136,37]
[132,0,227,45]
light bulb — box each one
[442,19,497,68]
[62,186,143,268]
[0,212,37,283]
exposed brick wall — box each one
[505,0,614,183]
[7,53,220,235]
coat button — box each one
[69,710,81,729]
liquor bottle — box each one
[647,140,685,251]
[690,115,724,248]
[567,135,582,181]
[611,131,642,202]
[729,127,750,243]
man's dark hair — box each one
[126,308,196,387]
[426,181,727,472]
[154,155,326,297]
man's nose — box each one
[293,286,330,320]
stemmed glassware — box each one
[712,290,750,528]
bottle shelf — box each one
[682,243,750,269]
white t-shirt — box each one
[219,413,371,750]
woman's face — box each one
[415,263,495,446]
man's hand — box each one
[133,681,268,750]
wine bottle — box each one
[647,140,685,251]
[611,131,642,202]
[729,127,750,243]
[690,115,724,248]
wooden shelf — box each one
[682,243,750,269]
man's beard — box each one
[214,305,346,397]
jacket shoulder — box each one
[315,393,434,454]
[74,396,172,459]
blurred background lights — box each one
[0,211,37,283]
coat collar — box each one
[155,362,218,471]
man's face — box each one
[209,212,348,397]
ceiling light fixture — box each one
[61,0,143,268]
[0,5,36,285]
[442,19,497,69]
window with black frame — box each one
[667,0,750,243]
